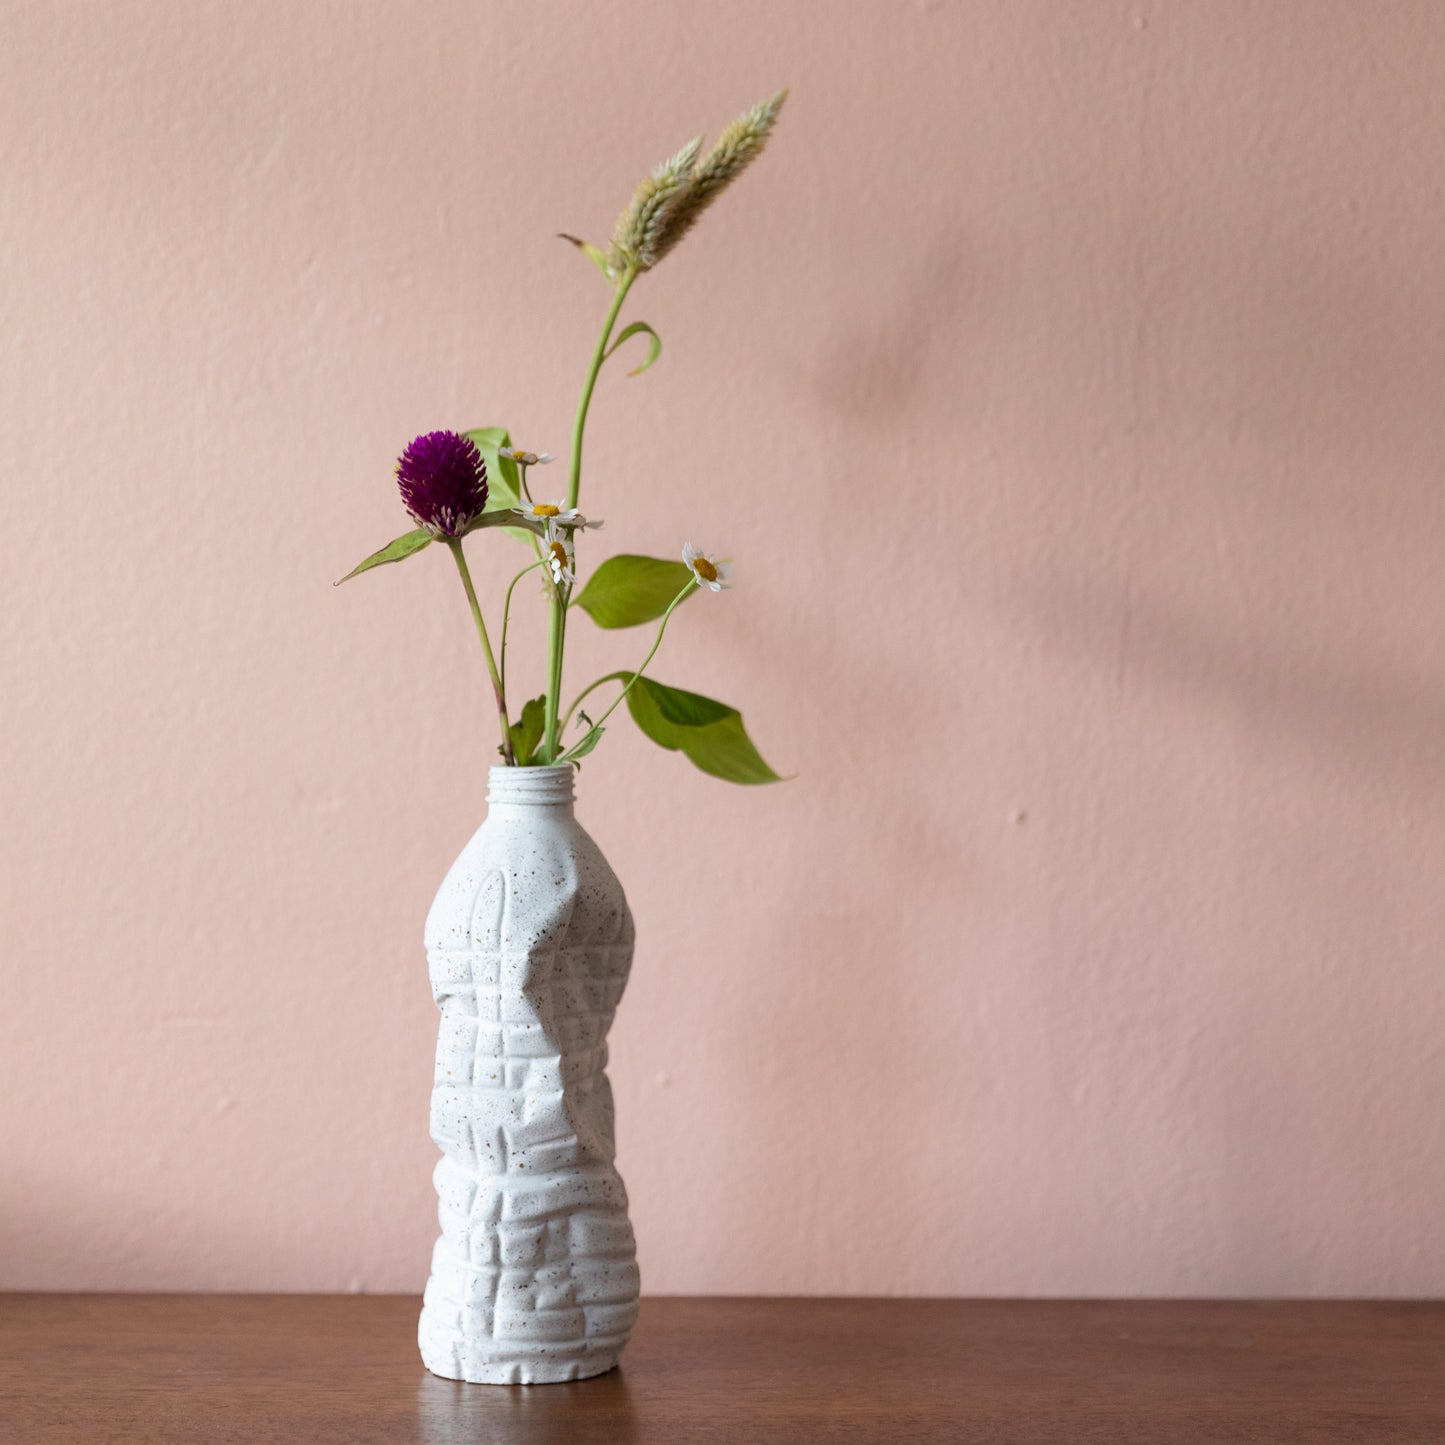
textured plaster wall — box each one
[4,0,1445,1296]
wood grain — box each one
[1,1295,1441,1443]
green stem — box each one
[542,266,638,762]
[542,591,570,765]
[568,269,635,510]
[559,672,629,740]
[563,582,694,748]
[499,559,544,705]
[447,538,512,765]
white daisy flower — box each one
[512,500,603,531]
[682,542,731,592]
[543,524,576,587]
[499,446,555,467]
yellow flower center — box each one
[531,503,560,517]
[548,541,568,567]
[692,556,718,582]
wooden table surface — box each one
[1,1295,1442,1443]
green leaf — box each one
[463,426,538,545]
[558,725,605,765]
[667,711,782,785]
[603,320,662,377]
[631,680,733,731]
[574,555,695,628]
[559,233,614,281]
[625,677,782,784]
[463,426,522,508]
[471,508,543,537]
[334,527,432,584]
[508,696,547,766]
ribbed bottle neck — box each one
[486,764,575,809]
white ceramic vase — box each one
[417,765,640,1384]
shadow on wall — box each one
[0,1182,258,1292]
[0,1162,434,1293]
[1012,564,1445,806]
[810,231,984,427]
[648,230,990,1291]
[995,165,1445,791]
[693,183,1445,1289]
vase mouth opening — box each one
[487,764,576,807]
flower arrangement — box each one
[338,93,788,785]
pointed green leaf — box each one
[625,677,782,784]
[334,527,432,584]
[574,555,695,628]
[559,233,614,281]
[508,696,547,766]
[667,710,781,785]
[603,320,662,377]
[559,725,605,765]
[631,680,733,732]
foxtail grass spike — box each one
[647,90,787,267]
[608,136,702,274]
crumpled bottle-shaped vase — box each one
[418,765,639,1384]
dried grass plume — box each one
[608,137,701,274]
[608,90,788,275]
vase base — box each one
[420,1341,622,1386]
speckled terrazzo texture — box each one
[417,767,640,1384]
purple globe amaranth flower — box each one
[395,430,489,538]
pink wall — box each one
[4,0,1444,1297]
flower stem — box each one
[447,538,513,765]
[499,559,544,706]
[559,672,628,740]
[541,266,638,762]
[567,269,635,511]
